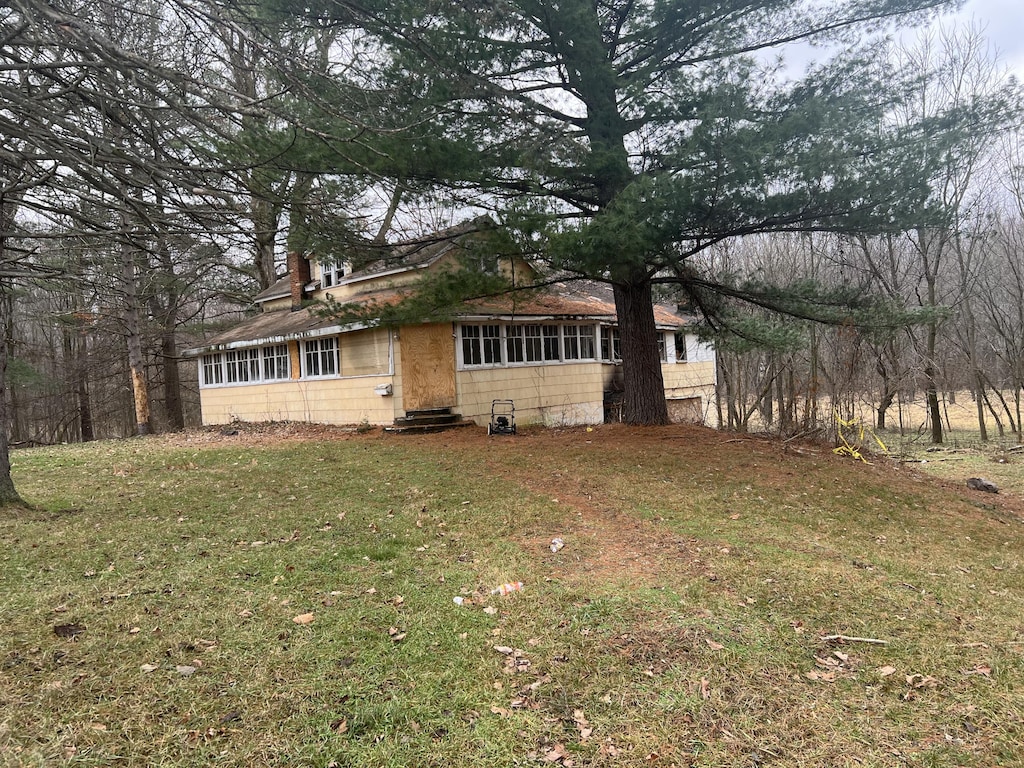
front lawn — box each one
[2,424,1022,767]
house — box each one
[185,221,717,429]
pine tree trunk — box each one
[253,196,280,290]
[613,280,668,426]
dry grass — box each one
[2,422,1023,767]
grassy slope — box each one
[1,425,1022,767]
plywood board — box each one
[289,341,301,380]
[399,323,457,411]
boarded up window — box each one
[344,329,390,376]
[667,397,703,424]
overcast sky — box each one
[948,0,1024,76]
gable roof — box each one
[252,217,500,305]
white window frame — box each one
[579,325,596,360]
[482,324,502,365]
[262,344,291,380]
[674,331,688,363]
[506,325,525,364]
[303,337,339,378]
[201,345,286,387]
[225,348,260,384]
[542,324,561,362]
[201,353,224,386]
[461,325,482,366]
[457,322,601,369]
[320,261,350,288]
[600,326,621,362]
[562,324,597,361]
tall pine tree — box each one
[251,0,993,424]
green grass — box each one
[2,425,1023,767]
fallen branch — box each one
[820,634,889,645]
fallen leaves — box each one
[804,651,859,683]
[804,669,837,682]
[292,612,315,625]
[542,743,568,763]
[573,709,592,740]
[388,626,407,643]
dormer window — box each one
[320,260,350,288]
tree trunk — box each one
[0,283,23,506]
[924,320,943,444]
[252,196,281,290]
[613,279,668,425]
[121,238,151,436]
[76,317,94,442]
[160,328,184,431]
[974,373,988,442]
[0,158,23,504]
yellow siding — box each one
[663,360,716,390]
[199,377,399,426]
[316,266,431,302]
[261,297,292,312]
[662,360,718,427]
[199,328,398,426]
[457,363,607,427]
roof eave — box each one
[182,320,374,357]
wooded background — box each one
[3,0,1022,450]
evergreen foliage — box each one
[245,0,999,424]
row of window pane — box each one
[462,323,603,367]
[458,324,689,367]
[202,344,291,386]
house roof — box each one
[330,216,498,288]
[253,217,496,303]
[183,307,351,355]
[252,276,291,304]
[184,280,688,356]
[464,280,685,327]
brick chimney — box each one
[287,251,311,311]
